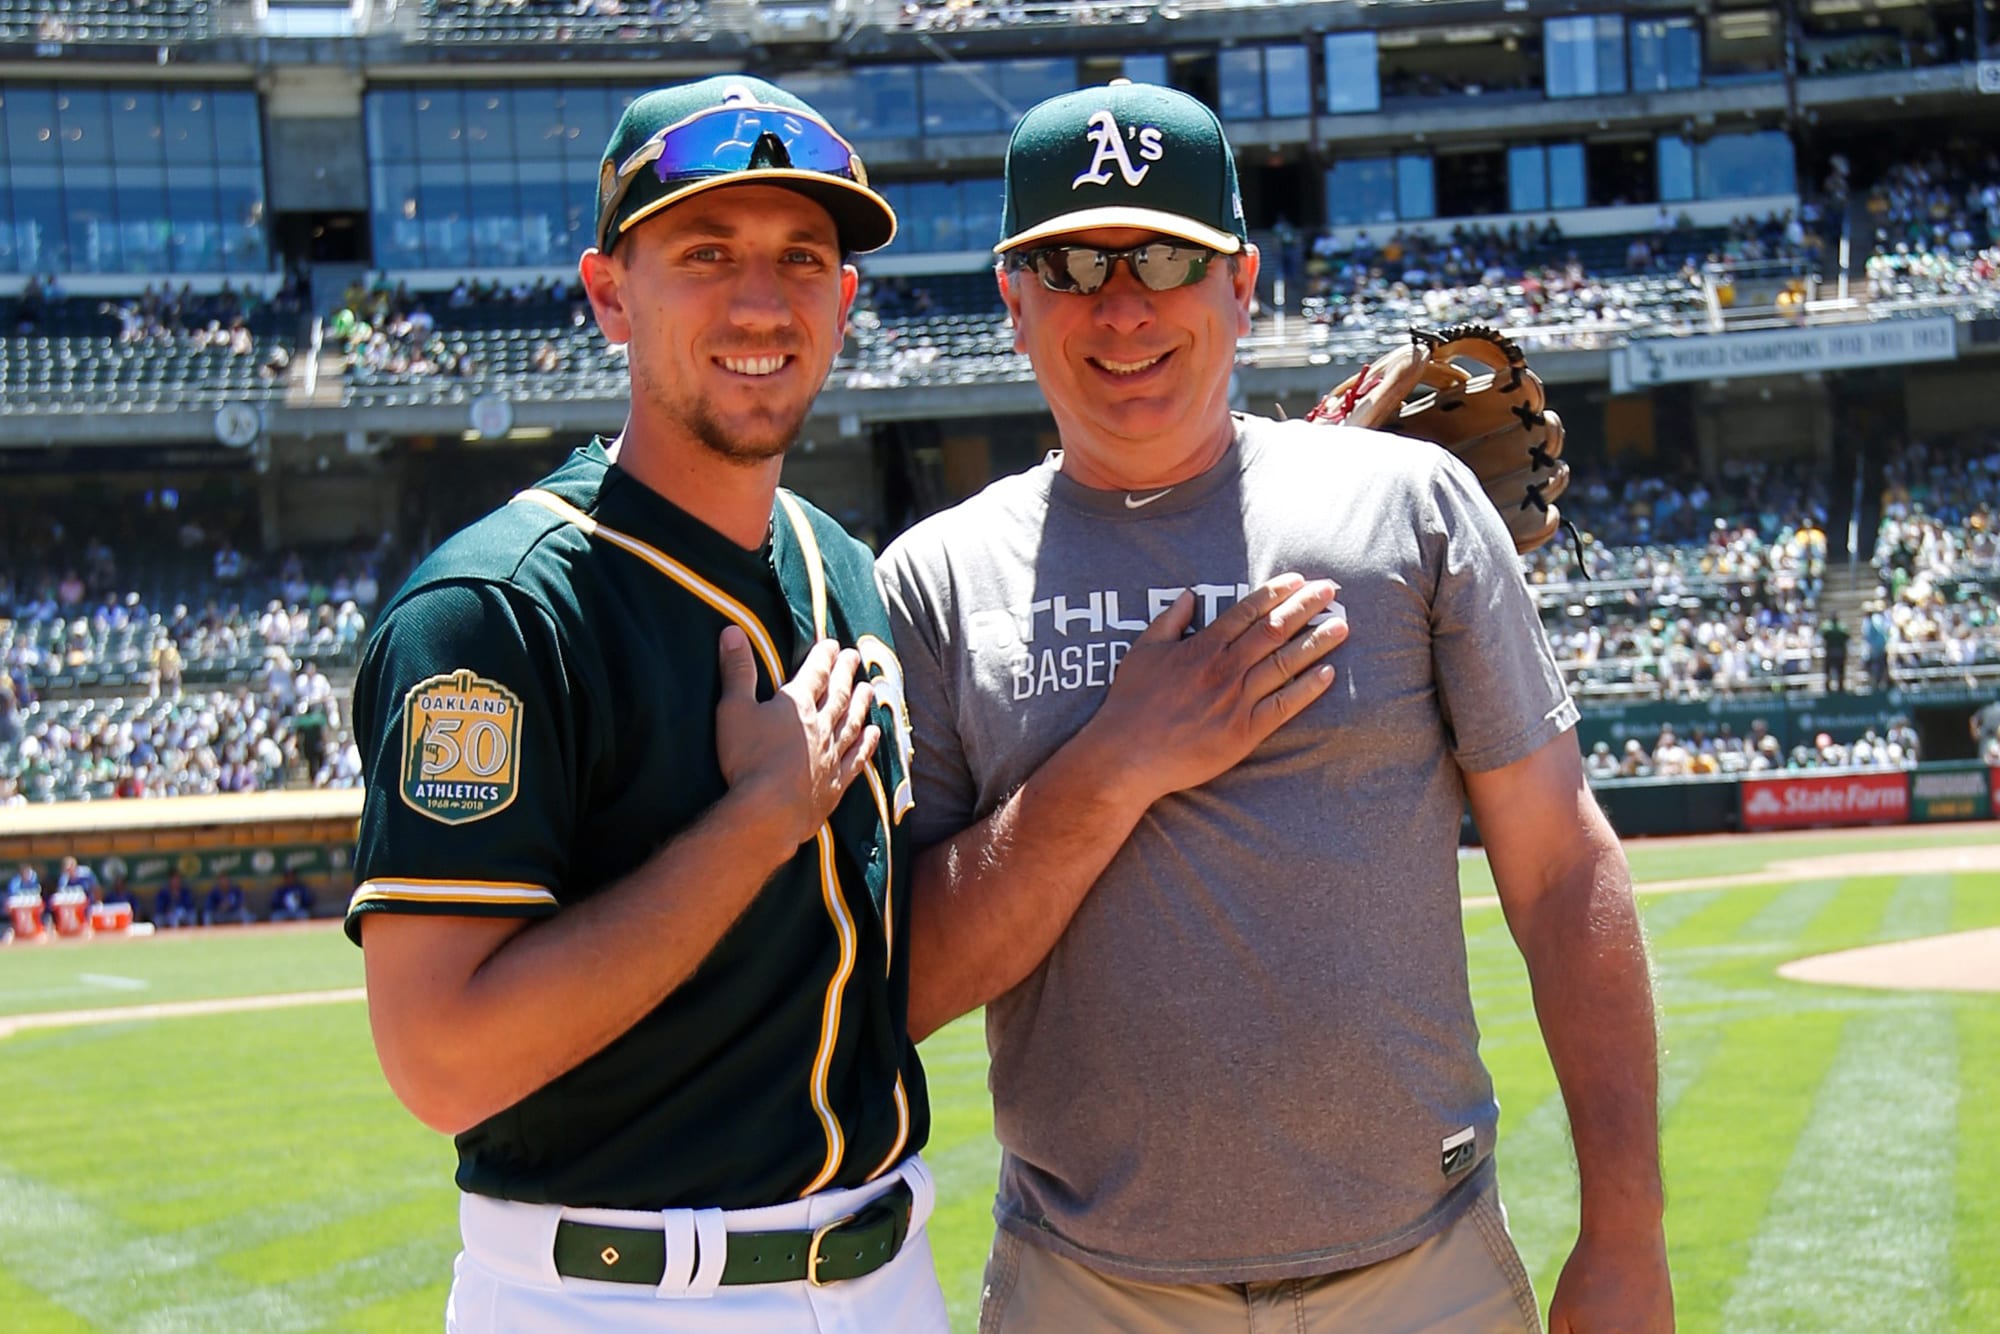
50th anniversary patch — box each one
[400,669,524,824]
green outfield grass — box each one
[2,825,1997,1331]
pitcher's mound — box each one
[1779,928,2000,993]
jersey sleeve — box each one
[1426,455,1580,773]
[875,543,981,851]
[345,580,578,944]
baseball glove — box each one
[1305,325,1572,556]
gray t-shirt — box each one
[876,414,1579,1284]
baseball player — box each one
[877,81,1671,1331]
[348,76,944,1332]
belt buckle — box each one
[805,1212,857,1287]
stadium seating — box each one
[416,0,711,44]
[0,0,215,44]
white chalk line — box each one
[0,988,365,1041]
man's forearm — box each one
[1512,840,1665,1234]
[906,734,1150,1042]
[367,788,802,1133]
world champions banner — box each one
[1613,317,1957,391]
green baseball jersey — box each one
[347,441,926,1211]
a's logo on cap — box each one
[1072,109,1165,190]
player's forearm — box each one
[906,730,1152,1042]
[369,790,801,1134]
[1510,837,1666,1235]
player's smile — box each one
[714,353,795,378]
[1084,348,1174,384]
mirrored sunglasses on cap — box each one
[1008,242,1219,295]
[596,101,867,252]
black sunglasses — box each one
[1008,242,1220,295]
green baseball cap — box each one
[594,75,896,256]
[997,80,1247,255]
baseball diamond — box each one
[0,823,1995,1331]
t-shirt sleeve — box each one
[345,580,575,944]
[875,544,981,851]
[1426,455,1580,773]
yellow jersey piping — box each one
[512,485,861,1197]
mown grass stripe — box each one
[0,1266,93,1333]
[1718,1002,1956,1331]
[1954,1001,2000,1332]
[1739,879,1845,943]
[1877,874,1958,943]
[1657,1006,1847,1329]
[1504,1015,1724,1306]
[1650,883,1784,953]
[1950,871,2000,935]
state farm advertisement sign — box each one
[1741,772,1909,830]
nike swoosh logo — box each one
[1124,489,1174,509]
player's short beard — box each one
[632,353,808,466]
[686,397,806,466]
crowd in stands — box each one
[1867,436,2000,688]
[420,0,710,42]
[1852,146,2000,303]
[332,276,590,383]
[0,495,394,803]
[1584,718,1922,781]
[893,0,1156,31]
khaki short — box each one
[979,1182,1541,1334]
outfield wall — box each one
[1470,762,2000,843]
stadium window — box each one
[863,68,919,141]
[998,59,1078,126]
[114,164,169,274]
[367,90,416,164]
[515,160,570,266]
[217,166,269,272]
[1218,48,1266,120]
[56,89,111,166]
[110,89,164,166]
[466,161,524,269]
[1545,15,1628,98]
[1509,145,1549,212]
[464,90,516,159]
[1695,128,1795,199]
[416,177,470,266]
[508,88,565,160]
[414,89,468,163]
[1124,54,1169,86]
[1583,139,1651,207]
[1629,17,1701,92]
[1262,46,1312,119]
[1324,157,1399,226]
[211,91,262,165]
[1548,142,1587,209]
[565,88,625,168]
[1323,32,1381,115]
[167,170,223,271]
[67,166,116,271]
[162,90,215,165]
[962,177,1004,249]
[5,88,58,165]
[1396,154,1436,220]
[1435,147,1507,217]
[370,160,422,268]
[1656,134,1695,202]
[920,64,1007,136]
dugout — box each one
[0,791,362,921]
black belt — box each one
[552,1180,913,1288]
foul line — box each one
[0,988,366,1041]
